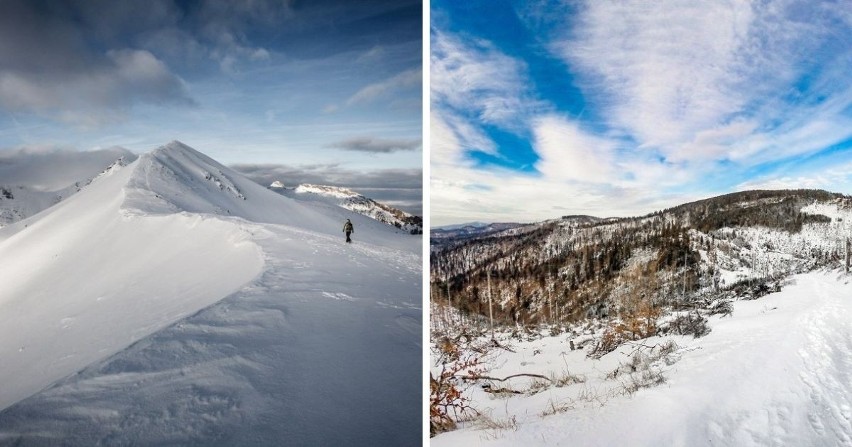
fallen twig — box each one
[457,373,552,383]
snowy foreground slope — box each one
[0,141,421,445]
[432,270,852,446]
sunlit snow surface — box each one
[432,270,852,446]
[0,142,421,445]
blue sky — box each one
[0,0,422,213]
[431,0,852,225]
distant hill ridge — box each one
[431,189,852,328]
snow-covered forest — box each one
[430,190,852,445]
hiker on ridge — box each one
[343,218,354,243]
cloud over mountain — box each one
[327,136,421,153]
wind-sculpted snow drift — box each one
[0,141,421,445]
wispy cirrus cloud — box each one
[430,19,648,224]
[736,157,852,193]
[555,0,852,164]
[556,1,757,153]
[431,29,544,130]
[433,109,498,158]
[345,69,421,106]
[431,0,852,226]
[531,114,616,184]
[431,109,683,225]
[430,20,636,224]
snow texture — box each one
[0,141,421,445]
[432,270,852,446]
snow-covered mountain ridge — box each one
[0,141,421,444]
[295,183,359,198]
[431,222,531,249]
[0,143,266,412]
[270,181,423,233]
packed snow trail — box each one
[0,142,422,445]
[432,271,852,446]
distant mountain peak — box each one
[149,140,214,162]
[160,139,193,152]
[269,180,286,189]
[295,184,358,199]
[270,182,422,233]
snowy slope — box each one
[432,270,852,446]
[0,141,421,445]
[431,190,852,444]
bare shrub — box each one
[620,367,666,396]
[575,384,608,407]
[706,299,733,317]
[540,398,574,417]
[608,341,675,396]
[476,411,519,439]
[591,326,629,358]
[656,339,679,358]
[591,303,660,358]
[430,341,486,436]
[659,312,711,338]
[551,369,586,387]
[526,377,551,395]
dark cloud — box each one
[230,163,422,215]
[0,0,194,126]
[327,136,421,153]
[252,0,421,60]
[0,146,136,191]
[106,0,419,70]
[0,0,421,124]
